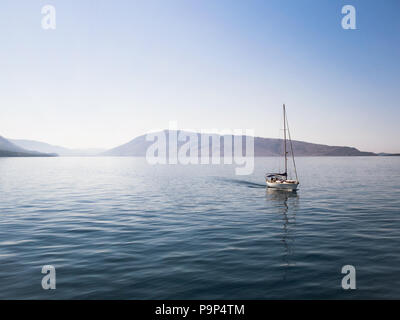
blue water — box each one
[0,157,399,299]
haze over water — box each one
[0,157,399,299]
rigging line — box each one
[277,116,283,173]
[283,105,287,175]
[285,112,299,182]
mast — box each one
[287,116,299,182]
[283,104,287,177]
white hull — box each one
[266,180,299,190]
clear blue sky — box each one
[0,0,399,152]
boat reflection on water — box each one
[266,188,299,203]
[265,188,299,280]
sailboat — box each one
[265,104,299,191]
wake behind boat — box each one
[266,104,299,191]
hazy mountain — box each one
[103,130,377,157]
[102,133,154,156]
[0,136,28,153]
[0,136,57,157]
[253,137,376,156]
[10,139,105,156]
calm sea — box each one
[0,157,399,299]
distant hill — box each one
[103,130,377,157]
[10,139,104,156]
[0,136,57,157]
